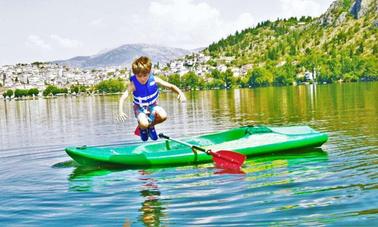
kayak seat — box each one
[245,125,273,135]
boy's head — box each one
[132,56,152,75]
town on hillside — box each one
[0,52,269,97]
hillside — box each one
[203,0,378,84]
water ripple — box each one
[1,84,378,226]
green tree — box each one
[95,78,125,93]
[208,78,224,89]
[222,69,234,88]
[237,75,250,88]
[14,89,28,97]
[343,72,358,82]
[328,59,342,80]
[267,46,278,60]
[289,45,297,56]
[27,88,39,96]
[6,89,14,98]
[248,67,274,87]
[181,71,199,90]
[43,85,60,96]
[59,88,68,94]
[317,64,332,82]
[361,57,378,80]
[70,85,78,94]
[167,74,181,88]
[372,44,378,55]
[197,77,206,90]
[274,63,295,85]
[355,42,364,55]
[211,69,222,80]
[79,85,87,93]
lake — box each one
[1,82,377,226]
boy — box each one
[118,56,186,141]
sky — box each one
[0,0,334,66]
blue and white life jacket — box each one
[130,73,159,107]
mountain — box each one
[203,0,377,83]
[53,43,191,68]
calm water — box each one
[1,82,377,226]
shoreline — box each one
[2,81,377,101]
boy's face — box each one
[136,72,149,85]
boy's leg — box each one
[137,113,150,129]
[137,113,149,141]
[147,106,167,140]
[151,106,167,126]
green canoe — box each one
[65,125,328,167]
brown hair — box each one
[132,56,152,75]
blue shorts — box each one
[133,103,158,122]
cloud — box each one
[127,0,256,49]
[89,18,105,27]
[25,34,81,51]
[50,34,81,48]
[26,35,51,50]
[279,0,322,18]
[234,13,255,32]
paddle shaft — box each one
[158,134,209,154]
[159,133,246,169]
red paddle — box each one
[158,133,246,170]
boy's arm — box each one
[155,76,186,102]
[118,82,134,121]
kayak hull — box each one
[65,125,328,167]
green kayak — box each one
[65,125,328,167]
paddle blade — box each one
[134,126,140,136]
[210,150,246,170]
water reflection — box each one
[59,148,344,225]
[138,170,166,226]
[65,148,328,197]
[243,148,328,186]
[66,166,167,226]
[68,166,116,192]
[175,83,378,131]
